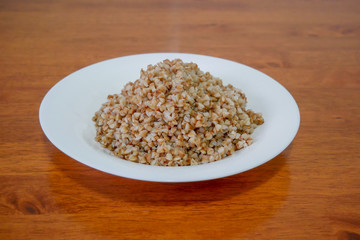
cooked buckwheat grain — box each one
[93,59,264,166]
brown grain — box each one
[93,59,263,166]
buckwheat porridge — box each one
[93,59,264,166]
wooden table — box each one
[1,0,359,239]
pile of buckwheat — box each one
[93,59,264,166]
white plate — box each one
[39,53,300,182]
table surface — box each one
[1,0,359,239]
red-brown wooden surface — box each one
[0,0,359,239]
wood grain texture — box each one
[0,0,359,239]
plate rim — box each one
[39,52,300,182]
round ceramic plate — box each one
[39,53,300,182]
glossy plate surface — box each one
[39,53,300,182]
